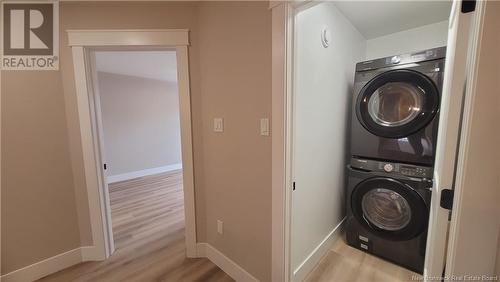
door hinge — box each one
[103,163,107,170]
[461,0,476,13]
[292,182,296,191]
[440,189,454,210]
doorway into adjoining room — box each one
[94,51,185,253]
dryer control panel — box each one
[356,46,446,72]
[350,157,433,179]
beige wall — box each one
[197,2,272,280]
[1,1,272,280]
[1,71,81,274]
[97,72,181,176]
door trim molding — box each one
[271,3,293,282]
[67,29,189,47]
[271,2,325,281]
[68,29,198,261]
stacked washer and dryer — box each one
[345,46,446,274]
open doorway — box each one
[67,30,197,262]
[92,51,184,253]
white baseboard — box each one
[1,242,257,282]
[106,163,182,183]
[197,243,259,282]
[1,247,83,282]
[80,246,103,261]
[292,218,346,282]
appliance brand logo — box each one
[1,1,59,70]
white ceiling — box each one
[95,51,177,82]
[334,1,452,39]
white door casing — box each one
[68,30,198,260]
[86,50,115,257]
[423,1,475,277]
[272,3,294,282]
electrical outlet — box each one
[217,220,223,235]
[260,118,270,136]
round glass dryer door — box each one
[351,177,428,241]
[356,69,439,138]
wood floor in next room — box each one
[40,170,233,282]
[305,237,422,282]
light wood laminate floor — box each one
[40,170,233,282]
[305,236,422,282]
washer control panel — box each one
[350,157,433,179]
[399,165,429,177]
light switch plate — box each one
[214,118,224,132]
[260,118,270,136]
[217,220,223,235]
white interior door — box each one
[423,0,473,276]
[88,50,116,256]
[425,0,499,279]
[442,0,500,278]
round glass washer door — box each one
[361,188,412,231]
[351,177,428,241]
[356,69,439,138]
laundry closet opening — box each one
[289,2,452,281]
[93,50,185,255]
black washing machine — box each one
[345,157,432,274]
[351,46,446,166]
